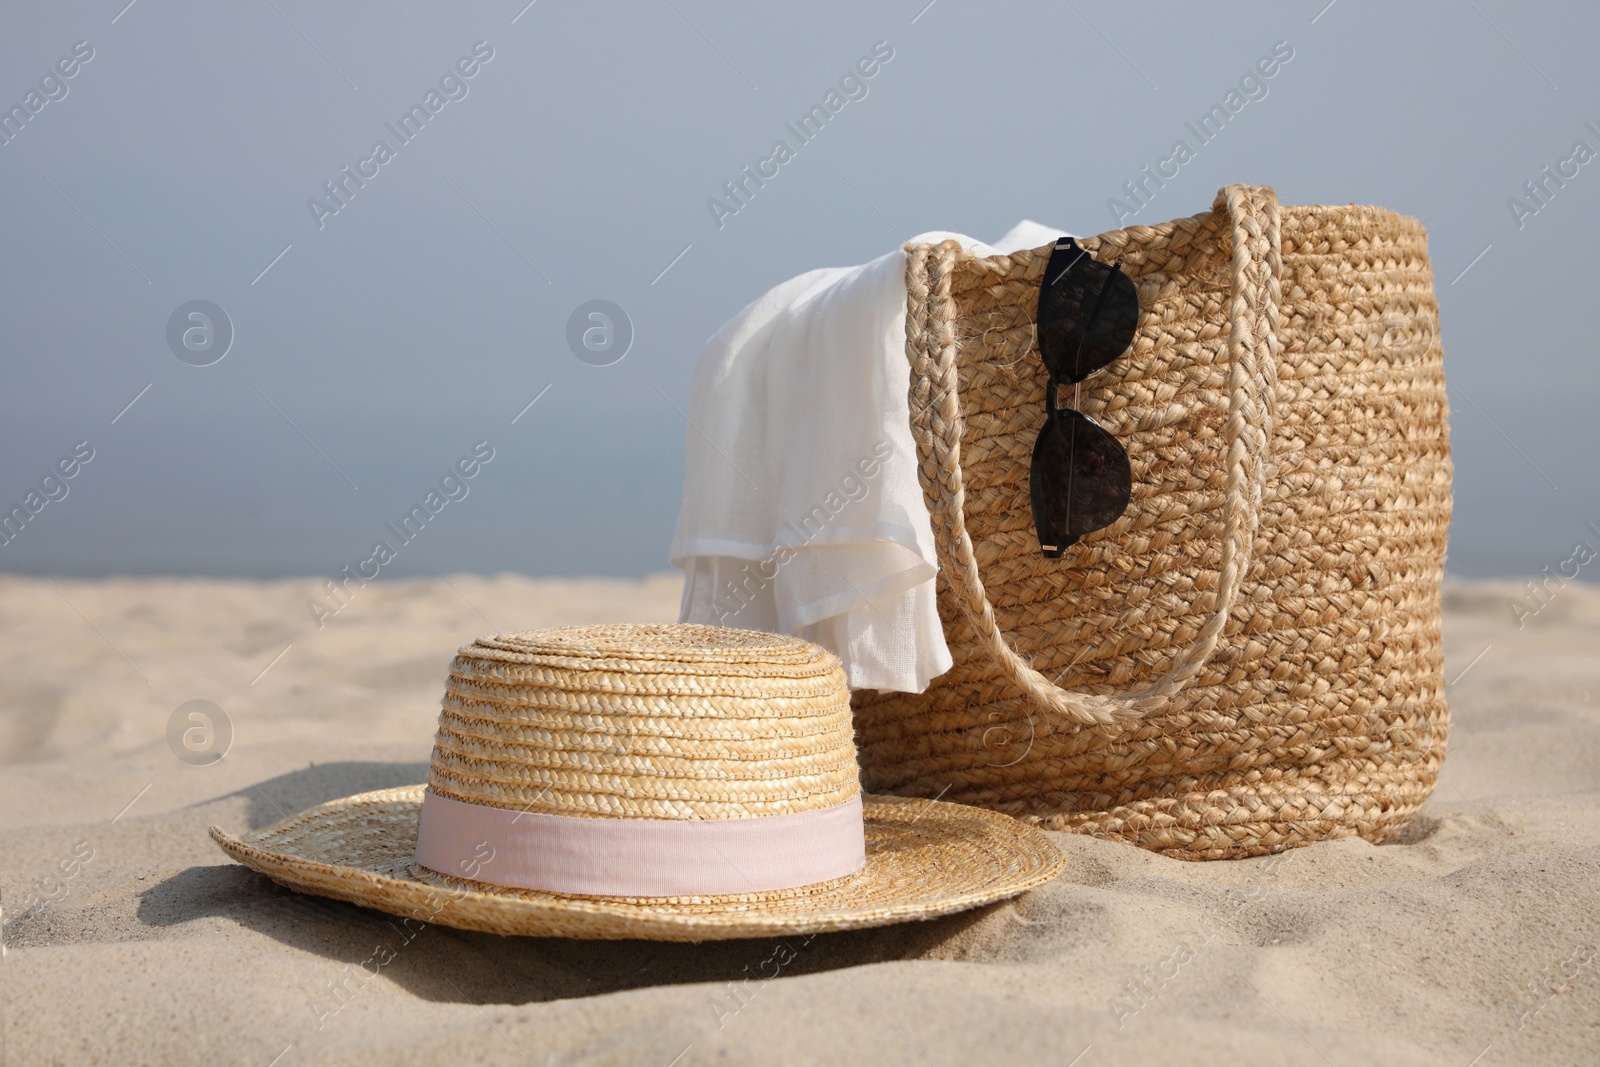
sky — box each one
[1,0,1596,582]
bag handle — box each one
[903,184,1282,725]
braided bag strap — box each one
[903,184,1283,725]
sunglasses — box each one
[1030,237,1140,558]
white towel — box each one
[671,221,1070,692]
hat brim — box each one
[209,786,1064,941]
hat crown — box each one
[427,624,858,821]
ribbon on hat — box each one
[413,788,867,897]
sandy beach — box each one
[3,572,1597,1066]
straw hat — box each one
[210,624,1063,941]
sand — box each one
[3,572,1598,1066]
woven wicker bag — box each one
[852,184,1452,860]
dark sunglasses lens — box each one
[1037,240,1140,383]
[1030,409,1132,557]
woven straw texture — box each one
[853,185,1453,860]
[211,624,1065,939]
[210,787,1065,941]
[430,624,859,821]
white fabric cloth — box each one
[671,221,1070,693]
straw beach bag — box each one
[852,184,1453,860]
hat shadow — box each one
[142,761,1017,1006]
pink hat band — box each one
[413,788,867,898]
